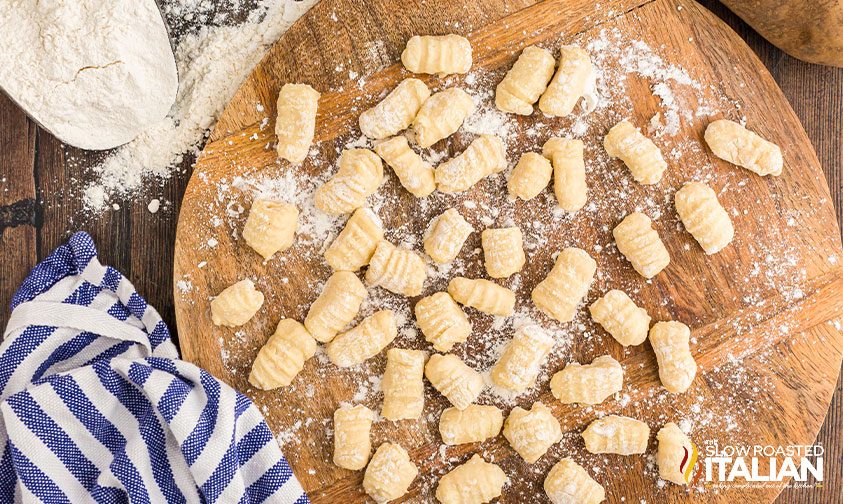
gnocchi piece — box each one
[374,136,436,197]
[503,402,562,463]
[325,208,384,272]
[507,152,552,200]
[604,120,668,185]
[382,348,427,420]
[674,182,734,254]
[539,45,594,117]
[495,45,556,115]
[275,83,320,164]
[401,34,473,76]
[481,226,525,278]
[438,404,504,445]
[314,148,384,215]
[613,212,670,279]
[649,321,697,393]
[589,289,651,347]
[242,199,299,260]
[435,134,507,193]
[360,78,431,140]
[704,119,783,176]
[531,247,597,323]
[326,310,397,368]
[490,325,554,393]
[304,271,367,343]
[413,88,474,148]
[363,443,419,503]
[435,454,506,504]
[424,208,473,264]
[210,279,264,327]
[415,292,472,352]
[425,353,484,410]
[550,355,623,405]
[248,319,317,390]
[333,404,374,470]
[657,422,696,485]
[365,240,428,296]
[447,276,516,317]
[581,415,650,455]
[543,137,587,212]
[544,458,606,504]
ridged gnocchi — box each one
[275,83,320,164]
[613,212,670,279]
[325,208,384,272]
[657,422,696,485]
[304,271,367,343]
[242,199,299,260]
[382,348,427,420]
[495,45,556,115]
[435,454,506,504]
[503,402,562,463]
[649,321,697,393]
[543,137,587,212]
[424,208,474,264]
[532,247,597,323]
[401,34,473,76]
[674,181,734,254]
[374,135,436,197]
[550,355,623,405]
[365,240,428,296]
[539,45,594,117]
[439,404,503,445]
[589,289,651,346]
[507,152,552,200]
[425,353,484,410]
[249,319,317,390]
[704,119,783,176]
[582,415,650,455]
[363,443,419,503]
[481,226,525,279]
[210,279,264,327]
[447,276,516,317]
[333,404,374,470]
[415,292,472,352]
[604,120,667,185]
[314,148,384,215]
[359,78,431,140]
[436,134,507,193]
[490,324,554,393]
[413,88,474,148]
[544,458,606,504]
[326,310,397,368]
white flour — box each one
[0,0,178,151]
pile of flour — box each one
[0,0,178,150]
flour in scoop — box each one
[0,0,178,151]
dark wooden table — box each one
[0,1,839,501]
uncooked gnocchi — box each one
[503,402,562,463]
[582,415,650,455]
[435,134,507,193]
[613,212,670,279]
[674,181,734,254]
[326,310,397,368]
[401,34,473,76]
[275,83,320,164]
[543,137,587,212]
[544,458,606,504]
[531,247,597,323]
[425,353,484,410]
[324,207,384,272]
[304,271,367,343]
[657,422,696,485]
[435,454,506,504]
[242,199,299,260]
[439,404,503,445]
[359,78,431,140]
[365,240,427,296]
[539,45,594,117]
[604,120,667,185]
[363,443,419,503]
[210,279,264,327]
[333,404,374,470]
[589,289,651,346]
[447,276,516,317]
[413,88,474,148]
[490,324,554,393]
[481,226,525,279]
[249,319,317,390]
[507,152,552,200]
[415,292,472,352]
[649,321,697,394]
[314,148,384,215]
[374,135,436,197]
[495,45,556,115]
[424,208,474,263]
[382,348,426,420]
[704,119,783,176]
[550,355,623,405]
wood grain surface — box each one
[0,0,841,502]
[172,0,843,502]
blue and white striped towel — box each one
[0,232,309,503]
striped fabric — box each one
[0,232,309,503]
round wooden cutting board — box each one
[174,0,843,502]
